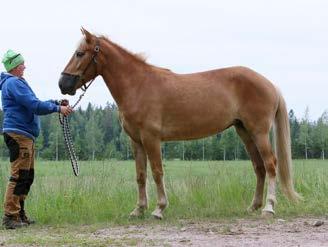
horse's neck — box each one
[100,42,148,108]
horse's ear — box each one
[81,27,92,43]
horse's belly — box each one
[161,116,233,141]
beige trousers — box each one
[3,133,35,217]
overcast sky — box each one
[1,0,327,120]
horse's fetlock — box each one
[253,201,263,210]
[157,200,168,210]
[138,202,148,209]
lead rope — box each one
[58,83,93,176]
[59,113,79,176]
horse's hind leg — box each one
[141,133,167,219]
[253,133,277,217]
[235,125,266,212]
[130,139,148,217]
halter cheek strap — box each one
[80,41,100,92]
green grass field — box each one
[0,159,327,225]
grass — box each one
[0,159,327,226]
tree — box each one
[34,129,44,159]
[298,107,311,159]
[4,102,327,160]
[219,128,241,160]
[289,109,300,158]
[85,107,103,160]
[313,111,328,159]
[119,130,131,160]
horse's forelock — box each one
[77,36,94,51]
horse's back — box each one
[159,66,278,116]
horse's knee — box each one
[136,172,146,185]
[152,170,163,184]
[266,166,276,177]
[254,163,266,178]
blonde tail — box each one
[274,90,302,202]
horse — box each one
[58,28,301,219]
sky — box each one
[1,0,327,120]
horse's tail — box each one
[274,89,302,202]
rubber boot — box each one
[19,201,35,225]
[2,214,28,229]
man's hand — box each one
[60,106,73,116]
[60,99,69,106]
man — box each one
[0,49,73,229]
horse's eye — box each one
[76,51,85,58]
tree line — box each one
[0,103,327,160]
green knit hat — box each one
[2,50,24,72]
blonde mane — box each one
[99,35,171,72]
[99,36,148,65]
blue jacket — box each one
[0,72,60,140]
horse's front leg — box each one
[141,134,168,219]
[130,139,148,217]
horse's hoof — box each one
[261,210,275,218]
[247,206,257,214]
[151,209,163,220]
[129,207,145,218]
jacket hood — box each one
[0,72,14,90]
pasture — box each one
[0,159,327,246]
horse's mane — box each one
[99,35,172,72]
[99,36,148,65]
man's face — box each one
[11,63,26,77]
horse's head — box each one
[59,28,100,95]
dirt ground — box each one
[90,217,328,247]
[0,217,327,246]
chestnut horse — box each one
[59,28,301,219]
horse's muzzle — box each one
[58,73,80,95]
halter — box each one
[61,39,100,93]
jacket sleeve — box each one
[46,99,60,105]
[8,79,60,115]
